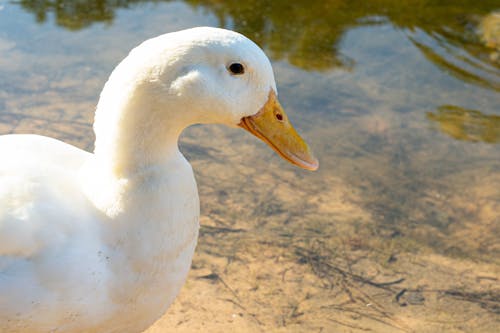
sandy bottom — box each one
[1,106,499,333]
[142,125,499,333]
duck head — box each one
[95,27,318,172]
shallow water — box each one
[0,1,499,332]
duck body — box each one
[0,134,198,333]
[0,27,317,332]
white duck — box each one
[0,27,318,333]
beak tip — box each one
[306,158,319,171]
[294,154,319,171]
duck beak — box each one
[238,90,319,171]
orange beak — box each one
[238,90,319,171]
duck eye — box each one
[228,63,245,75]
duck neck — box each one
[93,80,188,178]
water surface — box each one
[0,1,499,332]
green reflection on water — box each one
[10,0,500,146]
[14,0,119,30]
[14,1,500,77]
[427,105,500,143]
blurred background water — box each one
[0,1,499,332]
